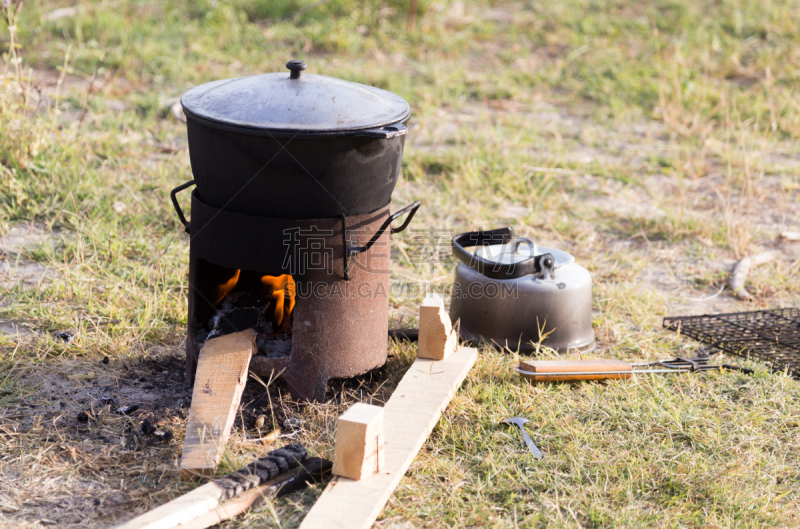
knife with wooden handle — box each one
[517,356,750,382]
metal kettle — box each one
[449,227,595,353]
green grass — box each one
[1,0,800,527]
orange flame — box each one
[213,269,240,306]
[261,274,296,332]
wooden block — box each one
[332,403,385,480]
[299,346,478,529]
[418,294,458,360]
[180,329,256,476]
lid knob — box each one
[286,60,307,80]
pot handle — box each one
[452,227,555,280]
[170,180,196,234]
[341,200,421,280]
[353,122,408,139]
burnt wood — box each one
[216,443,307,500]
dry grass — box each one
[2,0,800,527]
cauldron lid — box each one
[180,60,410,134]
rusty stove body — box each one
[185,198,388,403]
[181,192,418,402]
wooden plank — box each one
[114,457,332,529]
[180,329,256,476]
[113,481,226,529]
[178,458,331,529]
[299,346,478,529]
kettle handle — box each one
[451,228,554,280]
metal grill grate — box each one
[663,308,800,378]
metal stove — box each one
[171,61,418,401]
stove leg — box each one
[283,363,330,402]
[186,251,199,386]
[185,335,200,386]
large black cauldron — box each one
[175,60,410,219]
